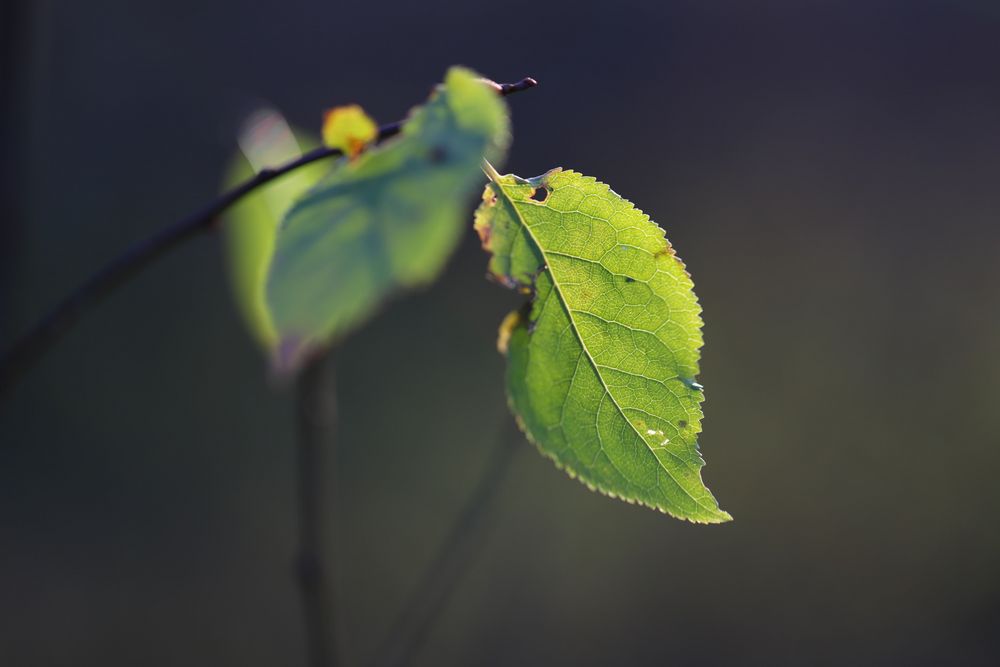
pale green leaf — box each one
[222,110,326,347]
[267,66,510,370]
[476,165,731,522]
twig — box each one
[296,352,339,667]
[372,418,522,667]
[0,76,538,398]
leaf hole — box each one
[529,187,550,203]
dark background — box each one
[2,1,1000,665]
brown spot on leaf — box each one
[654,246,675,259]
[475,222,491,248]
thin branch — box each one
[296,352,339,667]
[372,418,522,667]
[0,76,538,398]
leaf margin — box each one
[479,163,732,523]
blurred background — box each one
[2,1,1000,665]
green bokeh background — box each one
[2,1,999,665]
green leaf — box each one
[476,165,731,523]
[222,110,327,347]
[267,66,510,370]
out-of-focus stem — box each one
[295,353,340,667]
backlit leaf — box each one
[476,165,731,522]
[222,110,327,348]
[267,66,510,371]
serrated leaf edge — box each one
[486,167,731,523]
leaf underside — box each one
[266,66,510,371]
[476,168,731,522]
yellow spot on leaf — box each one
[496,309,523,355]
[322,105,377,158]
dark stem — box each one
[372,418,521,667]
[296,352,339,667]
[0,76,538,398]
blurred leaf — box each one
[222,110,326,347]
[475,165,730,522]
[267,66,510,371]
[322,104,378,158]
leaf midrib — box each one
[489,176,716,516]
